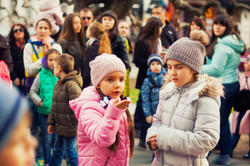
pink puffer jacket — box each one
[69,86,130,166]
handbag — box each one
[234,77,250,112]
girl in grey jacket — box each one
[146,30,224,166]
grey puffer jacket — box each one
[146,75,224,166]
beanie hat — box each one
[147,54,163,67]
[90,53,126,87]
[165,30,209,73]
[0,80,29,151]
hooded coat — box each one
[69,86,131,166]
[141,69,165,117]
[146,75,224,166]
[47,70,82,137]
[201,34,245,84]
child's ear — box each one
[58,65,62,72]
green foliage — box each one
[129,88,140,104]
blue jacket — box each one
[141,69,165,117]
[201,34,245,84]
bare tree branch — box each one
[203,0,226,15]
[230,0,250,11]
[169,0,203,16]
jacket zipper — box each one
[169,89,182,126]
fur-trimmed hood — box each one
[161,74,224,104]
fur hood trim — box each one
[198,74,224,98]
[161,74,224,100]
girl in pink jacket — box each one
[70,53,135,166]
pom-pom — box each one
[190,30,210,45]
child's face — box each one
[47,53,59,70]
[118,22,129,38]
[102,16,115,31]
[150,61,162,74]
[167,59,196,87]
[53,62,61,78]
[98,71,125,99]
[213,23,226,37]
[0,113,37,166]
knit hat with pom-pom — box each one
[90,53,126,87]
[165,30,209,73]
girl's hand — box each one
[48,125,54,134]
[38,101,43,107]
[21,78,25,86]
[43,39,52,53]
[147,134,158,150]
[13,78,20,86]
[146,115,153,124]
[113,98,131,110]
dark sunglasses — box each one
[13,28,24,33]
[82,17,91,20]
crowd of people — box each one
[0,2,249,166]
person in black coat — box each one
[84,21,112,88]
[8,24,30,93]
[151,5,178,49]
[97,10,130,70]
[58,13,85,82]
[133,16,163,148]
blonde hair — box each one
[89,21,112,54]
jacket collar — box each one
[160,74,224,105]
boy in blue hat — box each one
[139,54,165,148]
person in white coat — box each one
[146,30,224,166]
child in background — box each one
[0,80,37,166]
[36,0,64,41]
[231,56,250,158]
[70,53,135,166]
[84,21,112,88]
[118,19,132,97]
[47,54,82,166]
[118,20,132,55]
[29,49,60,166]
[139,54,165,148]
[146,30,224,165]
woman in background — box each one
[185,17,207,37]
[84,21,111,88]
[133,16,163,148]
[8,23,30,93]
[58,13,85,81]
[201,15,245,165]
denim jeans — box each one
[38,114,52,164]
[29,100,43,160]
[219,82,240,155]
[231,111,246,152]
[49,134,78,166]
